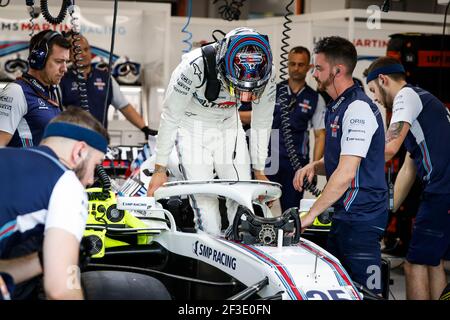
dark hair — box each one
[49,106,109,143]
[290,46,311,63]
[364,56,406,82]
[313,36,357,75]
[29,30,71,57]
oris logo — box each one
[350,119,365,125]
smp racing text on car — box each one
[193,241,237,270]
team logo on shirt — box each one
[38,98,48,109]
[70,81,78,91]
[330,115,340,138]
[0,96,13,103]
[349,119,365,125]
[299,99,312,113]
[94,78,106,91]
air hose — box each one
[181,0,193,54]
[40,0,71,25]
[213,0,246,21]
[67,4,89,110]
[279,0,322,196]
[95,165,111,194]
[0,0,10,8]
[25,1,38,37]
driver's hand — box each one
[253,170,273,207]
[300,212,315,233]
[147,171,168,196]
[253,170,269,182]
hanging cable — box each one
[67,3,89,111]
[181,0,193,54]
[40,0,71,24]
[279,0,322,196]
[279,0,301,171]
[25,1,38,37]
[438,1,450,101]
[213,0,246,21]
[102,0,119,128]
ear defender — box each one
[28,31,61,70]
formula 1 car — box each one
[81,179,379,300]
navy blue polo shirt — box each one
[325,84,387,221]
[390,85,450,194]
[272,81,326,162]
[0,74,61,147]
[0,146,88,259]
[59,67,128,127]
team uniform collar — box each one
[327,83,360,112]
[21,73,53,94]
[284,81,308,97]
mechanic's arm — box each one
[0,131,12,146]
[43,228,83,300]
[0,253,42,284]
[392,152,417,213]
[119,104,146,130]
[313,129,325,161]
[385,88,422,161]
[385,121,410,161]
[302,155,361,227]
[239,111,251,126]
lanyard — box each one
[18,76,61,110]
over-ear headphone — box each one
[28,31,61,70]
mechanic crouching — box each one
[0,107,108,299]
[293,37,388,295]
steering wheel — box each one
[229,206,301,246]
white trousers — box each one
[175,117,251,235]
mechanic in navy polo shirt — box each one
[293,37,388,294]
[366,56,450,300]
[59,33,156,138]
[0,30,71,147]
[0,107,108,299]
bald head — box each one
[67,33,92,69]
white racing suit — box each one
[155,45,276,235]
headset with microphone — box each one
[28,31,62,70]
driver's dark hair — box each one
[313,36,357,75]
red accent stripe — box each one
[420,143,431,173]
[343,178,356,206]
[238,243,303,300]
[0,224,15,237]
